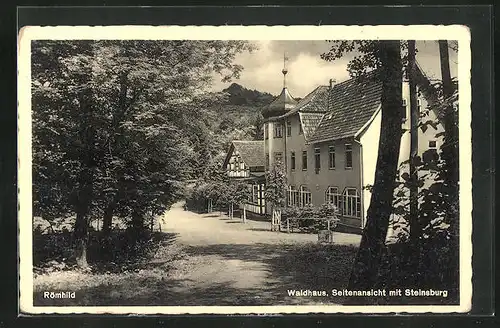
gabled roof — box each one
[307,71,383,143]
[223,140,265,168]
[300,112,325,141]
[280,85,330,119]
[262,87,298,119]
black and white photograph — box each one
[18,25,472,314]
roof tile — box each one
[231,140,265,167]
[308,72,383,143]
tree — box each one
[251,113,265,140]
[407,40,421,261]
[32,40,254,267]
[438,40,459,241]
[322,41,404,301]
[264,161,287,231]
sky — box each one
[211,40,459,98]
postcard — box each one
[18,25,472,314]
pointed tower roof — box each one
[262,87,298,119]
[262,52,298,119]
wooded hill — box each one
[192,83,272,180]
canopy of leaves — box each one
[32,40,254,226]
[264,161,287,208]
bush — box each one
[33,228,166,274]
[184,183,210,213]
[282,203,340,233]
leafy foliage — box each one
[32,40,254,265]
[264,161,287,208]
[282,203,340,232]
[375,71,460,301]
[389,78,459,243]
[282,203,339,220]
[222,83,274,106]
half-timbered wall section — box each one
[223,140,266,215]
[226,151,250,178]
[240,183,266,215]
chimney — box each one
[329,78,336,89]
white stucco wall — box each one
[359,108,382,227]
[360,81,445,233]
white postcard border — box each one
[18,25,472,314]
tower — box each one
[262,52,298,176]
[262,53,297,119]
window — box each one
[342,188,361,218]
[274,123,283,138]
[288,185,299,207]
[290,151,296,171]
[274,152,283,163]
[345,143,353,169]
[230,162,235,171]
[429,140,437,149]
[299,123,303,135]
[302,151,308,170]
[286,120,292,137]
[299,185,312,207]
[314,147,321,173]
[325,187,341,209]
[402,98,407,120]
[328,145,336,169]
[252,185,260,203]
[417,98,422,111]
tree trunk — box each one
[408,40,421,247]
[131,210,144,231]
[102,203,114,235]
[346,41,403,304]
[74,209,89,269]
[73,154,93,269]
[407,40,422,285]
[73,61,95,269]
[243,206,247,223]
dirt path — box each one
[158,202,361,305]
[33,202,361,307]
